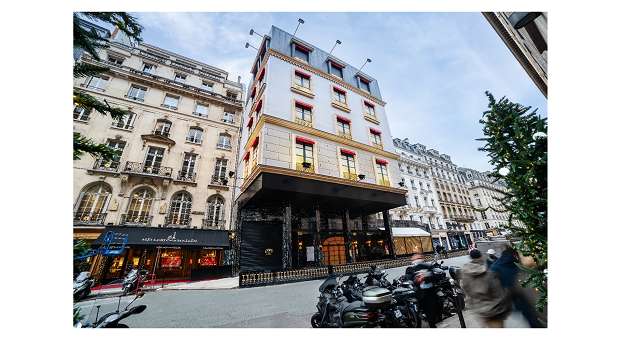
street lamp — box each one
[359,58,371,71]
[330,40,342,53]
[294,18,305,35]
[245,43,258,50]
[249,29,263,38]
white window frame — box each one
[187,128,203,144]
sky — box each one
[102,12,547,173]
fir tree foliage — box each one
[73,12,143,161]
[476,92,548,317]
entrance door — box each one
[240,221,283,272]
[322,236,345,265]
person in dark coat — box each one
[410,253,443,328]
[489,247,543,328]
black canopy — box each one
[91,226,230,250]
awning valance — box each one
[91,226,230,250]
[391,227,431,237]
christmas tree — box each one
[476,92,547,323]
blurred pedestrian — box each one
[486,249,499,269]
[412,255,443,328]
[461,249,512,328]
[490,247,543,328]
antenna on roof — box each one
[330,40,342,53]
[294,18,305,35]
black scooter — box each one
[122,269,148,295]
[73,272,94,301]
[79,279,147,328]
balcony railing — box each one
[217,143,231,150]
[333,99,348,109]
[124,94,144,102]
[338,132,352,140]
[164,215,192,228]
[121,213,153,226]
[193,111,208,118]
[293,84,311,93]
[221,118,235,124]
[186,136,202,144]
[122,161,173,178]
[138,50,168,64]
[161,103,178,110]
[171,60,195,73]
[211,176,228,186]
[343,172,358,181]
[93,159,120,172]
[73,212,107,225]
[177,171,196,182]
[73,113,90,121]
[295,117,313,127]
[202,219,226,229]
[153,130,170,138]
[365,113,377,121]
[296,162,315,173]
[111,121,134,130]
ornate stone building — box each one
[73,19,245,284]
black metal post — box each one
[382,210,396,259]
[282,201,292,269]
[314,203,322,267]
[342,206,353,263]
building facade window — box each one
[330,62,343,78]
[212,159,228,184]
[162,95,179,110]
[222,111,235,124]
[143,147,164,174]
[73,105,90,121]
[294,70,311,91]
[111,112,136,130]
[187,128,203,144]
[217,134,231,149]
[204,195,225,228]
[293,44,310,63]
[73,183,112,224]
[142,63,156,74]
[166,192,192,226]
[358,77,370,92]
[194,103,208,117]
[108,56,124,65]
[84,76,108,91]
[295,101,313,127]
[124,187,155,225]
[375,160,390,187]
[337,118,351,139]
[333,87,347,105]
[201,82,213,92]
[174,73,186,84]
[126,86,146,101]
[370,129,383,149]
[340,151,357,180]
[153,120,171,137]
[179,153,197,181]
[295,139,315,173]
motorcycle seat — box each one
[344,300,370,313]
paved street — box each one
[74,255,529,328]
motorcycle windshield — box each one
[125,269,138,279]
[80,279,136,327]
[75,272,90,282]
[319,274,339,292]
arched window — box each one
[204,195,225,229]
[73,183,112,224]
[166,192,192,227]
[124,187,155,225]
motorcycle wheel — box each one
[116,324,129,328]
[311,313,323,328]
[406,307,420,328]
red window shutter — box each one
[257,68,265,81]
[247,117,253,127]
[242,152,250,161]
[251,137,259,148]
[250,87,256,98]
[295,70,311,78]
[296,137,315,145]
[255,100,263,112]
[370,128,382,134]
[295,101,313,109]
[337,116,351,123]
[341,149,356,156]
[364,100,375,107]
[376,158,388,164]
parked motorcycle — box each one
[311,274,392,328]
[364,265,392,288]
[78,279,147,328]
[73,272,94,301]
[122,269,148,295]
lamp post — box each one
[244,43,258,50]
[249,29,263,38]
[330,40,341,53]
[359,58,371,71]
[294,18,305,35]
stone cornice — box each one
[240,164,407,195]
[266,49,387,107]
[243,115,399,160]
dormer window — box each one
[358,76,370,93]
[329,62,343,78]
[293,44,310,63]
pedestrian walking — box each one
[461,249,512,328]
[486,249,499,269]
[411,254,443,328]
[489,247,544,328]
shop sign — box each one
[141,231,198,244]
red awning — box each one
[251,137,259,148]
[330,62,343,69]
[376,158,388,164]
[242,152,250,161]
[296,137,315,145]
[257,68,265,81]
[255,100,263,112]
[295,70,311,78]
[364,100,375,107]
[359,76,371,83]
[295,101,313,109]
[337,116,351,123]
[341,149,356,156]
[295,44,309,52]
[333,86,347,94]
[247,117,253,127]
[250,87,256,98]
[370,128,382,134]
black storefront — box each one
[90,226,231,285]
[234,167,407,274]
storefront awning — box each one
[91,226,230,250]
[391,227,431,237]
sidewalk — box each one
[436,308,531,328]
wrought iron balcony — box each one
[111,121,133,130]
[161,103,178,110]
[333,99,348,109]
[177,170,196,182]
[122,161,173,178]
[186,136,202,144]
[202,218,226,229]
[221,117,235,124]
[73,212,107,225]
[153,130,170,138]
[338,131,352,140]
[123,94,144,102]
[164,215,192,228]
[193,111,208,118]
[138,50,168,64]
[171,60,195,73]
[295,117,313,127]
[93,159,120,172]
[211,176,228,186]
[121,213,153,226]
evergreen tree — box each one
[73,12,144,161]
[476,92,548,324]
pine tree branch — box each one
[74,133,120,161]
[73,89,126,120]
[74,63,111,79]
